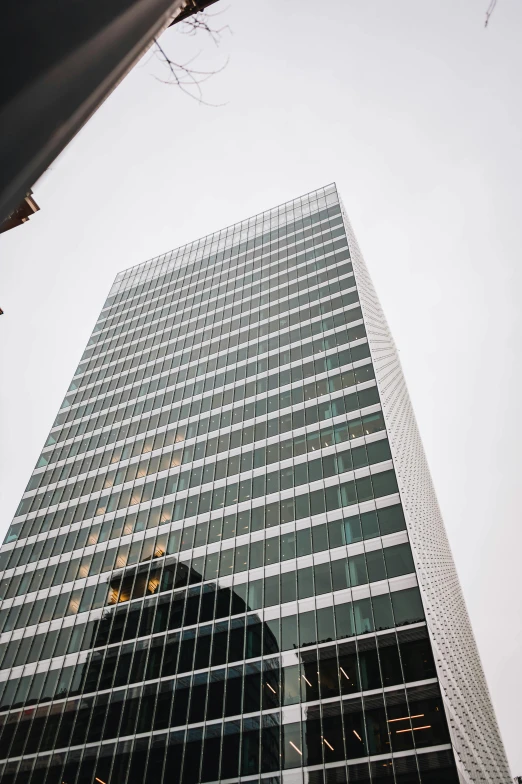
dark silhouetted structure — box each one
[0,0,217,228]
[0,191,40,235]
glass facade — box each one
[0,185,469,783]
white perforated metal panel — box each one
[337,191,511,783]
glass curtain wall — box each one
[0,185,459,784]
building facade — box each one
[0,185,511,783]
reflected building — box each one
[0,185,511,783]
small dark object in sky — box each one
[485,0,498,27]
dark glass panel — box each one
[221,724,240,780]
[201,731,221,783]
[261,720,280,773]
[241,723,260,776]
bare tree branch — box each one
[485,0,498,27]
[178,7,231,44]
[153,10,230,105]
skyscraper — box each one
[0,185,510,783]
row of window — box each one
[80,460,398,536]
[36,374,374,508]
[149,500,404,556]
[88,243,348,388]
[39,386,374,529]
[94,438,391,528]
[26,395,380,533]
[43,337,369,466]
[63,298,359,423]
[82,236,348,374]
[83,248,350,385]
[97,221,345,336]
[0,576,423,678]
[13,452,395,574]
[0,627,434,717]
[8,411,386,561]
[15,411,383,551]
[75,259,355,393]
[82,257,356,415]
[50,343,366,492]
[101,204,343,316]
[40,340,371,486]
[108,539,414,607]
[97,204,344,332]
[0,721,459,784]
[1,588,424,691]
[13,437,391,576]
[97,206,344,331]
[0,524,412,644]
[87,631,436,707]
[36,354,374,482]
[4,504,406,614]
[30,386,380,520]
[81,340,369,476]
[67,426,386,524]
[30,381,376,502]
[68,286,360,434]
[71,297,361,424]
[4,501,406,602]
[5,502,403,614]
[0,643,439,763]
[81,255,352,387]
[2,505,411,610]
[61,308,361,434]
[90,254,348,399]
[74,290,357,449]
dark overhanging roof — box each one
[169,0,220,26]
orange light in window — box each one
[147,577,160,594]
[396,725,432,733]
[387,714,424,723]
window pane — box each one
[317,607,335,643]
[391,588,424,626]
[314,562,332,594]
[372,593,394,631]
[384,544,415,578]
[297,567,314,599]
[353,597,373,634]
[366,549,386,582]
[378,504,406,535]
[335,603,354,639]
[299,610,316,647]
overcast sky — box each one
[1,0,521,773]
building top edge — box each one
[108,183,339,297]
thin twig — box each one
[153,38,228,106]
[153,10,229,105]
[485,0,498,27]
[180,10,231,44]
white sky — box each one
[1,0,521,773]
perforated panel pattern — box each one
[338,194,511,783]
